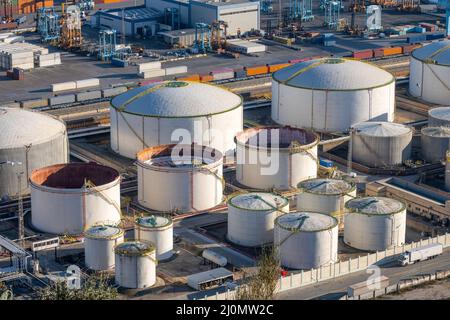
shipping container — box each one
[2,101,21,108]
[102,86,127,98]
[76,78,100,89]
[352,50,374,60]
[288,57,313,64]
[426,33,445,41]
[138,79,163,86]
[20,98,48,109]
[268,63,290,73]
[407,34,426,44]
[48,94,76,106]
[372,48,385,58]
[319,159,334,168]
[210,67,234,80]
[139,68,165,79]
[165,65,188,76]
[245,65,269,76]
[382,47,403,56]
[52,81,77,92]
[76,90,102,102]
[137,61,161,73]
[401,44,421,54]
[200,74,214,82]
[176,74,200,81]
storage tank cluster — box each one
[135,215,173,260]
[136,144,223,213]
[352,122,413,168]
[409,40,450,105]
[30,163,121,235]
[271,58,395,133]
[344,197,407,251]
[110,80,243,159]
[235,126,319,190]
[227,192,289,247]
[114,241,157,289]
[421,126,450,163]
[274,212,339,269]
[428,107,450,127]
[0,107,68,199]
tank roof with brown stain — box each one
[136,144,223,168]
[235,126,319,150]
[30,163,120,189]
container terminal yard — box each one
[0,0,450,302]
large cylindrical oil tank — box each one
[227,192,289,247]
[114,241,156,289]
[428,107,450,127]
[0,107,68,198]
[84,224,124,271]
[409,40,450,105]
[296,178,356,228]
[274,211,338,269]
[421,127,450,163]
[136,144,223,212]
[272,58,396,133]
[235,126,319,190]
[110,80,243,159]
[30,163,121,235]
[446,151,450,192]
[352,122,413,167]
[344,197,407,251]
[134,215,173,261]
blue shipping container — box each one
[407,34,426,44]
[320,159,334,168]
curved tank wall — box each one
[114,241,156,289]
[274,211,338,269]
[110,81,243,159]
[352,122,413,167]
[429,107,450,127]
[409,40,450,105]
[235,126,319,190]
[446,151,450,192]
[421,127,450,163]
[227,192,289,247]
[30,163,121,235]
[136,144,223,212]
[0,107,68,198]
[272,58,396,133]
[134,215,173,260]
[84,224,124,271]
[344,197,407,251]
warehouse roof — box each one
[111,81,242,117]
[0,108,66,149]
[297,178,355,195]
[345,197,405,215]
[353,122,411,137]
[275,212,338,231]
[272,58,395,90]
[411,40,450,66]
[228,192,288,211]
[429,107,450,121]
[84,225,123,240]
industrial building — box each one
[227,192,289,247]
[158,28,196,47]
[344,197,407,251]
[91,7,163,37]
[136,144,223,212]
[0,107,68,199]
[146,0,260,35]
[235,126,319,190]
[110,80,243,159]
[409,40,450,105]
[30,163,122,235]
[271,58,396,133]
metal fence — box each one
[198,233,450,300]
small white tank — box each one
[114,241,156,289]
[227,192,289,247]
[134,215,173,261]
[274,211,338,270]
[84,224,124,271]
[344,197,407,251]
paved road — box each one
[277,248,450,300]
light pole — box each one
[0,161,24,247]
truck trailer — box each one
[398,243,443,266]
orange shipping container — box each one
[177,74,200,82]
[19,0,53,14]
[200,74,214,82]
[245,65,269,76]
[382,47,402,56]
[268,63,291,73]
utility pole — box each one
[121,8,125,45]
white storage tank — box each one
[235,126,319,190]
[134,215,173,261]
[136,144,223,212]
[296,178,356,228]
[344,197,406,251]
[227,192,289,247]
[110,80,243,159]
[274,211,338,269]
[421,127,450,163]
[272,58,395,133]
[0,107,68,198]
[30,163,121,235]
[114,241,156,289]
[428,107,450,127]
[84,224,124,271]
[409,40,450,105]
[352,122,413,167]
